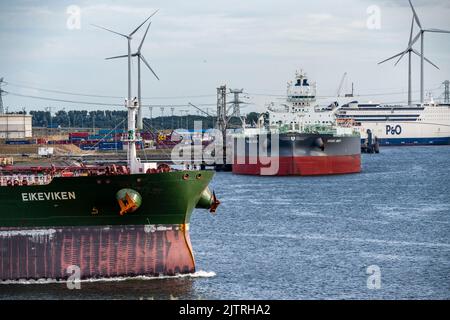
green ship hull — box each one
[0,170,217,280]
[0,170,214,227]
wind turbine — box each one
[379,1,450,104]
[378,15,438,105]
[384,0,450,104]
[407,0,450,103]
[106,21,160,130]
[91,9,158,106]
[92,10,158,174]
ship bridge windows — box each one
[291,96,315,100]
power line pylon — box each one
[216,85,227,133]
[443,80,450,104]
[0,77,5,114]
[229,88,244,117]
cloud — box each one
[1,0,449,111]
[379,0,450,8]
[306,13,333,23]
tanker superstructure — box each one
[232,70,361,176]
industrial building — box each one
[0,114,32,139]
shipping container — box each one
[98,129,126,135]
[98,141,123,151]
[80,145,98,151]
[69,132,89,138]
[69,137,85,142]
[88,135,104,140]
[5,140,31,145]
[48,140,71,145]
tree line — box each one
[19,109,262,130]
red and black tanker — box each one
[231,70,361,176]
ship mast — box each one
[125,33,140,174]
[126,98,139,174]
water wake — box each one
[0,270,216,285]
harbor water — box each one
[1,146,449,299]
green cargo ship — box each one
[0,12,220,281]
[0,167,218,280]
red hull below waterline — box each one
[0,224,195,281]
[232,155,361,176]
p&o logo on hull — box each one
[386,125,402,135]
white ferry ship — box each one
[336,100,450,146]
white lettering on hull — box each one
[21,192,77,202]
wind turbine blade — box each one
[378,50,407,65]
[140,55,160,80]
[408,0,422,29]
[410,32,421,47]
[138,22,152,53]
[105,54,128,60]
[423,28,450,34]
[411,49,440,69]
[91,24,128,38]
[394,50,409,66]
[129,9,159,36]
[423,56,440,70]
[408,15,414,44]
[105,53,139,59]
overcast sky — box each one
[0,0,449,115]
